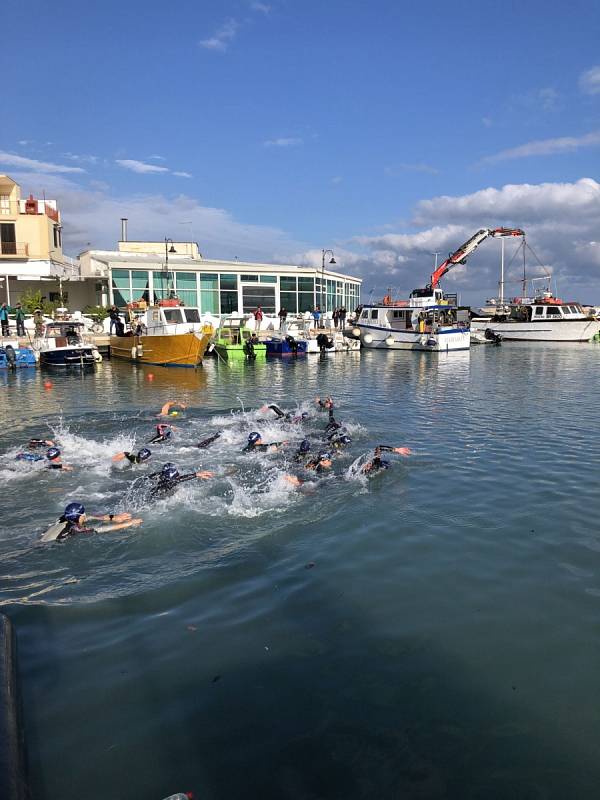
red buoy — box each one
[44,380,53,389]
[147,373,154,381]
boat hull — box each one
[110,332,210,367]
[303,334,361,353]
[471,318,600,342]
[214,343,267,360]
[264,338,308,356]
[39,347,97,367]
[0,346,37,368]
[358,324,470,351]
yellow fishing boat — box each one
[110,304,213,367]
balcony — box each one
[0,242,29,258]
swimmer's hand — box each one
[196,470,214,480]
[112,452,126,462]
[61,465,74,472]
[393,447,411,456]
[127,518,143,527]
[284,475,303,487]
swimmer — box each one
[158,401,187,418]
[27,438,56,449]
[330,432,352,451]
[325,415,343,434]
[196,432,222,449]
[293,439,311,462]
[148,423,176,444]
[315,396,334,411]
[16,447,72,471]
[148,462,214,497]
[264,404,310,424]
[242,431,288,453]
[112,447,152,465]
[41,503,142,542]
[304,451,333,473]
[361,445,412,475]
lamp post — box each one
[321,248,336,314]
[164,238,176,298]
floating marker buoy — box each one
[171,411,178,416]
[385,335,395,347]
[363,333,373,345]
[147,373,154,381]
[44,380,53,389]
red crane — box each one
[430,227,525,289]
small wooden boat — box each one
[213,318,266,360]
[110,304,212,367]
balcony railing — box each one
[0,242,29,257]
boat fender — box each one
[93,350,103,363]
[385,335,395,347]
[363,333,373,345]
[136,344,144,358]
[131,346,137,359]
[351,327,361,337]
[426,337,437,347]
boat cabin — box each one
[130,305,213,335]
[42,321,87,346]
[359,305,462,331]
[215,318,254,345]
[502,302,588,322]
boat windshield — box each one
[184,309,201,323]
[46,323,84,338]
[163,309,186,324]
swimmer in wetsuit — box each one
[242,431,288,453]
[361,445,412,475]
[148,424,176,444]
[27,438,56,449]
[293,439,311,462]
[112,447,152,465]
[16,447,73,471]
[196,432,222,449]
[304,450,333,473]
[148,462,214,497]
[263,404,309,424]
[41,502,142,542]
[315,396,334,412]
[329,432,352,451]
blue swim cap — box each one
[301,412,309,420]
[319,451,331,461]
[64,502,85,522]
[248,431,261,444]
[137,447,151,462]
[299,439,311,454]
[338,435,352,445]
[47,447,61,460]
[161,462,179,480]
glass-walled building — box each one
[79,241,361,317]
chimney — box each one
[121,218,128,242]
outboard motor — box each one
[4,344,17,371]
[484,328,502,345]
[285,335,299,355]
[316,333,333,353]
[243,340,256,360]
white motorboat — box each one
[354,289,470,352]
[471,293,600,342]
[34,321,101,368]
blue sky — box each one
[2,0,600,304]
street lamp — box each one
[164,238,177,299]
[321,248,336,313]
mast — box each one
[499,237,505,305]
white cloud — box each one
[63,152,99,164]
[17,140,31,146]
[172,171,193,178]
[148,155,166,161]
[115,159,170,174]
[0,151,85,174]
[199,19,238,51]
[264,137,303,148]
[251,2,271,13]
[481,130,600,163]
[579,65,600,95]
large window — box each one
[152,271,172,302]
[176,272,198,306]
[280,276,297,313]
[200,273,219,314]
[242,286,276,314]
[220,273,238,314]
[299,276,315,312]
[112,268,150,306]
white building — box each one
[79,240,361,318]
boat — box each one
[109,303,212,367]
[471,291,600,342]
[284,320,361,353]
[0,342,37,368]
[35,321,100,368]
[212,318,266,361]
[354,291,471,351]
[263,335,308,356]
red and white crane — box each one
[429,227,525,289]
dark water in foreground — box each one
[2,345,600,800]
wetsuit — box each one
[16,453,44,462]
[242,441,284,453]
[149,473,199,497]
[364,456,390,474]
[197,432,221,449]
[149,425,173,444]
[122,452,146,464]
[47,462,66,470]
[305,459,330,474]
[28,439,53,449]
[51,518,97,541]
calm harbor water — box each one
[2,345,600,799]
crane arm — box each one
[430,227,525,288]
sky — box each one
[2,0,600,306]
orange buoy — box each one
[147,373,154,381]
[44,380,53,389]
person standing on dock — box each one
[312,305,322,329]
[33,307,44,337]
[14,303,25,337]
[109,305,121,335]
[339,306,347,329]
[0,302,10,337]
[333,308,340,329]
[253,305,264,331]
[278,306,288,332]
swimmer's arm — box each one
[378,445,412,456]
[94,518,143,533]
[112,451,135,463]
[87,512,133,523]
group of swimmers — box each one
[29,396,410,542]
